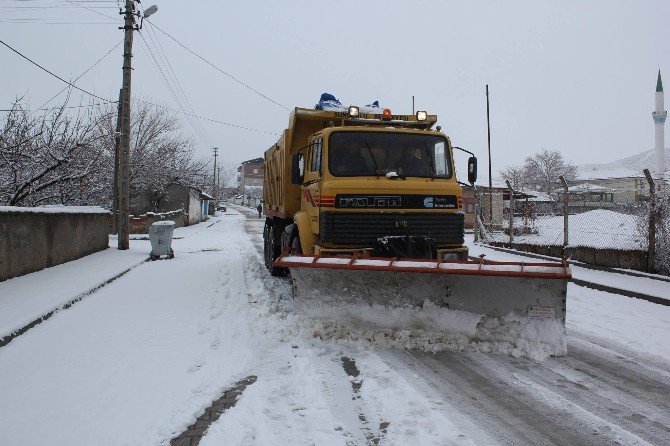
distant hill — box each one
[577,149,669,180]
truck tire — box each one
[264,221,287,276]
[291,227,302,254]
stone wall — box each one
[107,210,187,234]
[488,241,648,271]
[0,207,110,282]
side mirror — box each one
[467,156,477,185]
[291,153,305,184]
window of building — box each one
[253,168,259,174]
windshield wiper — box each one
[424,143,436,181]
[364,142,380,178]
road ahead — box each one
[240,205,670,446]
[0,206,668,445]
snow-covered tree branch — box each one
[1,99,210,210]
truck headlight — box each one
[416,111,427,121]
[348,106,360,117]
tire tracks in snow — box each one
[340,356,390,446]
[381,347,668,445]
[378,349,570,445]
[236,207,396,444]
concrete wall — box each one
[0,209,109,282]
[188,191,202,225]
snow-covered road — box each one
[0,206,669,445]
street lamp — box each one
[143,5,158,18]
[138,5,158,29]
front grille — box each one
[319,211,464,246]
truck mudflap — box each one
[274,252,570,324]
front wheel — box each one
[264,221,287,276]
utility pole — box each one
[112,89,122,234]
[486,85,493,226]
[212,147,219,202]
[116,0,137,250]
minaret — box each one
[652,70,667,176]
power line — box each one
[0,103,108,112]
[0,20,116,24]
[139,27,214,146]
[0,39,117,103]
[63,0,118,20]
[145,21,289,112]
[30,39,122,116]
[134,99,279,135]
[143,24,212,144]
[137,33,212,146]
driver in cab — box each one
[333,143,370,175]
[401,147,433,177]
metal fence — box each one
[474,169,669,274]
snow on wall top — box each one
[0,205,110,215]
[566,183,617,192]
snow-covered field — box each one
[0,207,668,445]
[490,209,645,250]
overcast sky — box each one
[2,0,668,178]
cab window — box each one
[310,138,322,173]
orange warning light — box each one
[382,109,392,120]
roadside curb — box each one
[170,376,257,446]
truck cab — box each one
[263,106,476,275]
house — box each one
[462,181,506,229]
[572,176,668,206]
[132,183,210,226]
[517,190,557,216]
[237,157,264,188]
[560,182,617,213]
[237,157,264,206]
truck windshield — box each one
[328,132,452,178]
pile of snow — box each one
[284,301,566,361]
[231,231,566,361]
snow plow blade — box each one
[274,253,570,324]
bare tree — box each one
[499,165,527,190]
[95,101,210,212]
[1,98,210,210]
[0,101,106,207]
[523,149,577,193]
[244,185,262,205]
[218,167,236,189]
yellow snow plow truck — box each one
[262,101,570,330]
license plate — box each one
[528,306,556,319]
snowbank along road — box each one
[0,205,668,445]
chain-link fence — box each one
[474,169,669,274]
